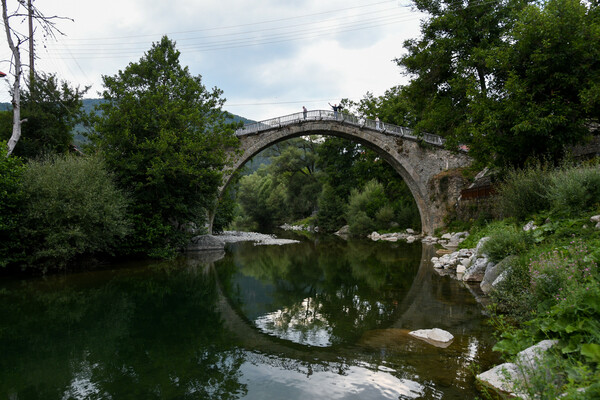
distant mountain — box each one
[79,98,253,125]
[1,98,255,145]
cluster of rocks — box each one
[279,223,319,232]
[366,228,469,248]
[187,231,300,251]
[590,215,600,230]
[430,236,510,294]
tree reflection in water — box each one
[217,237,421,347]
[0,236,500,399]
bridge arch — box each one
[219,110,471,234]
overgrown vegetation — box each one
[0,153,130,271]
[468,161,600,398]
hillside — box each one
[1,99,255,146]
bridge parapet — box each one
[236,110,445,147]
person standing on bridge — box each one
[375,116,380,130]
[328,102,338,119]
[302,106,307,120]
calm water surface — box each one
[0,234,500,399]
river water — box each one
[0,233,500,399]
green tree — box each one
[93,36,238,256]
[472,0,600,167]
[1,73,88,159]
[236,169,287,230]
[397,0,525,140]
[316,183,346,232]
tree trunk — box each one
[2,0,23,157]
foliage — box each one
[18,154,130,270]
[92,36,238,256]
[317,183,346,232]
[0,73,89,159]
[496,161,553,220]
[0,146,24,266]
[547,163,600,215]
[316,136,421,231]
[480,224,534,262]
[212,183,238,234]
[492,240,600,397]
[236,169,287,230]
[395,0,525,147]
[346,180,389,236]
[363,0,599,168]
[475,0,600,167]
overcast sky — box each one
[1,0,426,121]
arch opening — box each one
[214,121,432,234]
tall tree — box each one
[0,73,88,158]
[93,36,238,257]
[471,0,600,167]
[396,0,527,138]
[1,0,70,156]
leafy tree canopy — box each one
[1,73,88,159]
[92,36,239,257]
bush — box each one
[375,204,395,228]
[496,161,552,220]
[19,154,130,270]
[317,183,346,232]
[480,224,534,262]
[547,163,600,215]
[346,180,387,237]
[490,256,533,319]
[348,211,376,237]
[0,148,25,267]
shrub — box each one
[19,154,131,270]
[346,179,386,220]
[496,161,552,220]
[480,224,534,262]
[489,255,534,319]
[348,211,376,237]
[375,204,395,228]
[0,148,25,267]
[317,183,346,232]
[547,163,600,215]
[529,240,599,313]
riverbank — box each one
[429,162,600,399]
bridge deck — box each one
[235,109,446,147]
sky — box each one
[1,0,426,122]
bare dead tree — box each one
[1,0,72,156]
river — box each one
[0,232,500,399]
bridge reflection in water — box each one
[186,240,498,399]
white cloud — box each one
[1,0,426,120]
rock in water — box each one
[408,328,454,347]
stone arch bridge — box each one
[218,110,471,234]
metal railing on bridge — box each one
[235,109,446,147]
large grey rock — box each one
[409,328,454,348]
[475,237,490,257]
[480,256,516,294]
[187,234,225,251]
[477,340,558,399]
[463,256,491,282]
[335,225,350,236]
